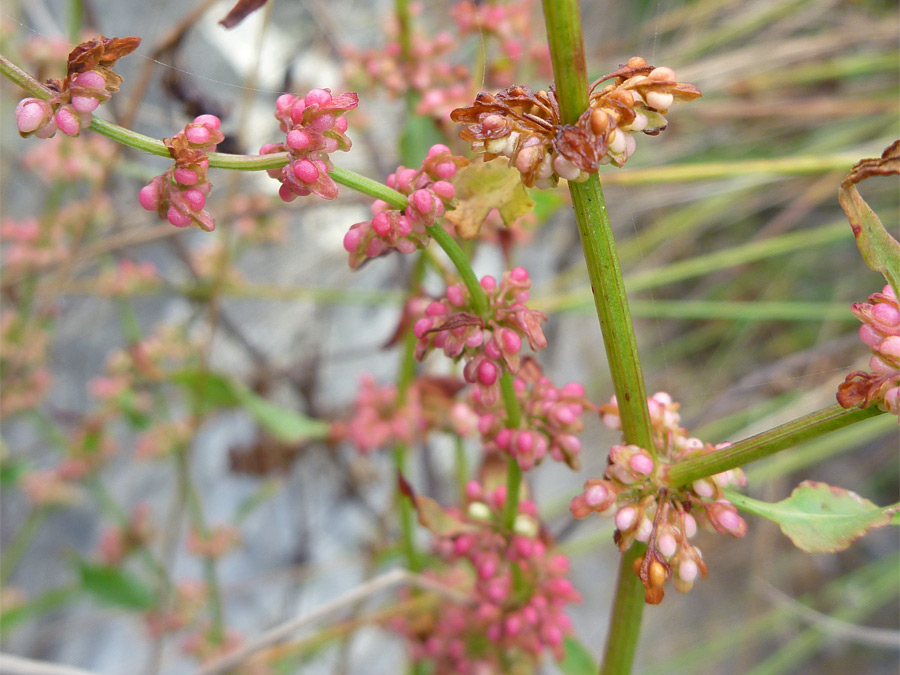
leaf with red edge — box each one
[725,482,899,553]
[444,160,535,240]
[838,140,900,297]
[397,472,478,537]
[219,0,269,29]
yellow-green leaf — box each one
[725,482,899,553]
[445,160,535,239]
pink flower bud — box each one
[16,99,51,134]
[431,180,456,199]
[55,107,81,136]
[167,207,192,228]
[584,483,607,508]
[275,94,294,111]
[629,453,654,476]
[371,212,392,236]
[446,285,466,306]
[411,189,435,215]
[185,126,211,145]
[678,559,698,583]
[173,168,199,186]
[71,96,100,113]
[615,506,637,531]
[182,189,206,211]
[477,360,499,386]
[658,532,678,558]
[305,88,333,107]
[293,159,320,183]
[286,129,311,150]
[138,183,160,211]
[480,275,497,292]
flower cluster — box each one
[475,358,592,471]
[329,374,428,454]
[413,268,547,406]
[259,89,358,202]
[838,284,900,419]
[342,26,471,119]
[342,144,467,269]
[571,392,747,603]
[138,115,224,231]
[392,481,580,673]
[15,36,140,139]
[0,308,53,418]
[451,0,551,89]
[22,133,117,183]
[451,56,700,188]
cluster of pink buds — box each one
[329,374,428,454]
[451,0,551,89]
[393,480,580,673]
[475,358,592,471]
[342,28,471,119]
[451,57,700,188]
[342,144,467,269]
[413,268,547,406]
[571,392,747,603]
[138,115,224,231]
[259,89,358,202]
[15,36,140,139]
[838,284,900,419]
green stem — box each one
[665,404,883,487]
[500,371,524,530]
[602,544,647,675]
[393,444,421,573]
[0,508,49,585]
[425,224,489,316]
[542,1,656,671]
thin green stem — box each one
[393,445,422,573]
[425,224,489,316]
[665,404,883,487]
[500,371,524,530]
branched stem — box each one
[665,404,883,487]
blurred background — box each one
[1,0,898,673]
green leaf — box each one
[77,562,156,610]
[171,370,330,443]
[725,482,899,553]
[559,636,599,675]
[0,457,27,486]
[838,141,900,297]
[444,160,536,239]
[0,587,79,636]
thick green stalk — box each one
[542,1,656,672]
[665,404,882,487]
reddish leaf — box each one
[396,472,478,537]
[219,0,269,29]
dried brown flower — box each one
[451,56,700,188]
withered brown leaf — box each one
[66,36,141,79]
